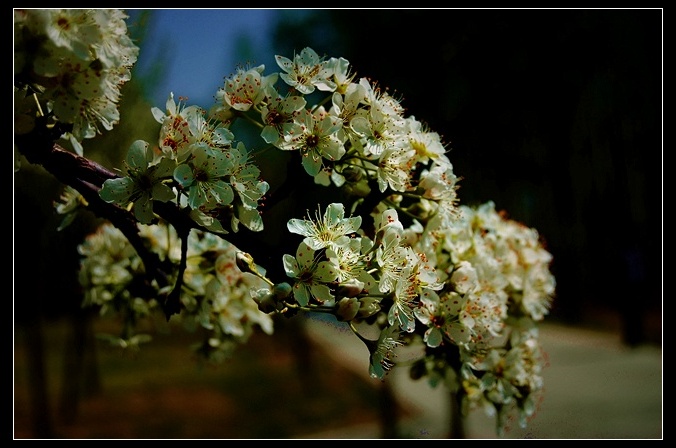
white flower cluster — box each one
[416,201,555,352]
[98,46,459,249]
[410,201,555,430]
[98,95,270,233]
[212,47,459,212]
[14,9,139,153]
[77,221,274,359]
[280,198,554,430]
[283,203,443,333]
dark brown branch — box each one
[163,222,190,319]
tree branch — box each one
[15,130,286,316]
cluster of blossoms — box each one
[409,201,555,433]
[264,199,554,431]
[76,218,274,359]
[13,9,139,157]
[98,45,459,237]
[16,9,556,435]
[98,114,270,233]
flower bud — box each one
[272,282,292,300]
[336,278,365,298]
[235,251,256,274]
[251,288,277,314]
[336,297,360,321]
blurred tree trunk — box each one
[379,378,399,438]
[58,307,101,424]
[23,316,54,438]
[448,390,466,438]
